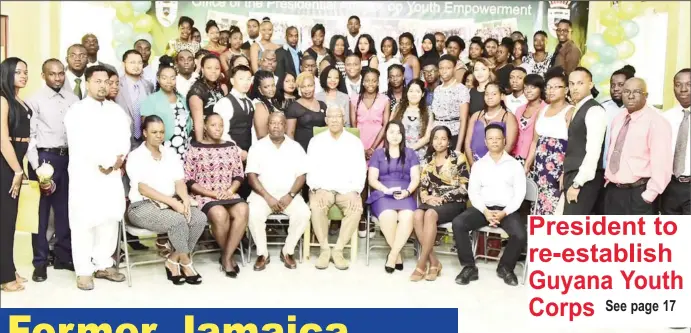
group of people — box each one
[1,13,689,294]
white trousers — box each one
[248,196,310,256]
[71,221,119,276]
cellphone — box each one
[393,191,402,196]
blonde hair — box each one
[295,72,314,87]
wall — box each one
[587,1,690,110]
[0,1,61,97]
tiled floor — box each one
[1,232,684,333]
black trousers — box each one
[451,206,527,270]
[563,170,605,215]
[660,178,691,215]
[604,183,655,215]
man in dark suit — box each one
[241,18,260,51]
[81,34,117,74]
[275,26,302,80]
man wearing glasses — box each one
[604,78,673,214]
[306,105,366,270]
[549,19,582,76]
[65,44,89,100]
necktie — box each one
[74,78,82,99]
[673,109,690,177]
[241,98,250,114]
[132,85,142,140]
[608,114,631,174]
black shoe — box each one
[54,261,75,271]
[384,251,395,274]
[47,250,55,267]
[129,241,149,251]
[497,266,518,286]
[455,266,479,285]
[395,263,404,271]
[164,261,185,285]
[32,264,48,282]
[219,258,238,278]
[181,263,202,285]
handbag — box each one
[16,180,40,234]
[150,195,198,210]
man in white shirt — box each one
[246,112,310,270]
[505,67,528,114]
[64,44,88,100]
[214,65,254,154]
[64,65,130,290]
[563,67,607,215]
[452,124,526,286]
[307,105,366,270]
[344,54,362,97]
[81,34,117,74]
[660,68,690,215]
[346,16,361,53]
[175,49,198,97]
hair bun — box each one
[622,65,636,76]
[262,17,271,22]
[158,55,174,68]
[471,36,483,43]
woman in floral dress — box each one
[524,73,572,215]
[390,79,433,163]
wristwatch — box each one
[289,192,297,198]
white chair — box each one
[471,178,538,285]
[246,214,303,264]
[116,220,166,287]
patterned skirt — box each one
[531,135,567,215]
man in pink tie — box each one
[604,78,673,215]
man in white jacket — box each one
[64,65,130,290]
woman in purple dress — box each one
[366,121,420,274]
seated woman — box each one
[140,56,192,160]
[184,113,249,278]
[126,116,208,285]
[413,125,470,282]
[366,121,420,273]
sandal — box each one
[1,281,25,292]
[15,273,28,283]
[156,241,172,258]
[181,262,202,285]
[410,266,427,282]
[425,263,443,281]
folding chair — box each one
[471,178,537,284]
[116,219,167,287]
[191,225,246,267]
[246,214,303,264]
[302,127,361,263]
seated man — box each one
[246,112,311,271]
[307,105,366,270]
[452,124,527,286]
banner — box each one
[1,308,457,333]
[106,1,588,59]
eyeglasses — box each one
[422,69,438,75]
[623,89,645,96]
[69,54,87,60]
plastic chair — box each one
[246,214,303,264]
[302,126,361,263]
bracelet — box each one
[14,171,23,175]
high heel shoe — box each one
[181,262,203,285]
[165,259,185,285]
[395,254,404,271]
[425,263,442,281]
[384,251,395,274]
[219,257,239,278]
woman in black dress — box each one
[1,57,31,292]
[187,54,228,142]
[285,72,327,152]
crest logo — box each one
[547,1,572,38]
[156,1,178,28]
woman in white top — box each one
[378,37,401,92]
[316,65,352,127]
[524,73,573,215]
[126,116,208,285]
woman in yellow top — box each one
[164,16,201,58]
[249,18,280,73]
[412,125,470,282]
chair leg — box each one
[115,226,122,270]
[365,211,371,266]
[522,261,528,285]
[246,229,253,264]
[120,220,133,288]
[239,240,246,267]
[303,224,311,262]
[298,237,303,264]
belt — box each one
[673,175,691,183]
[10,137,30,143]
[38,147,69,156]
[613,178,649,189]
